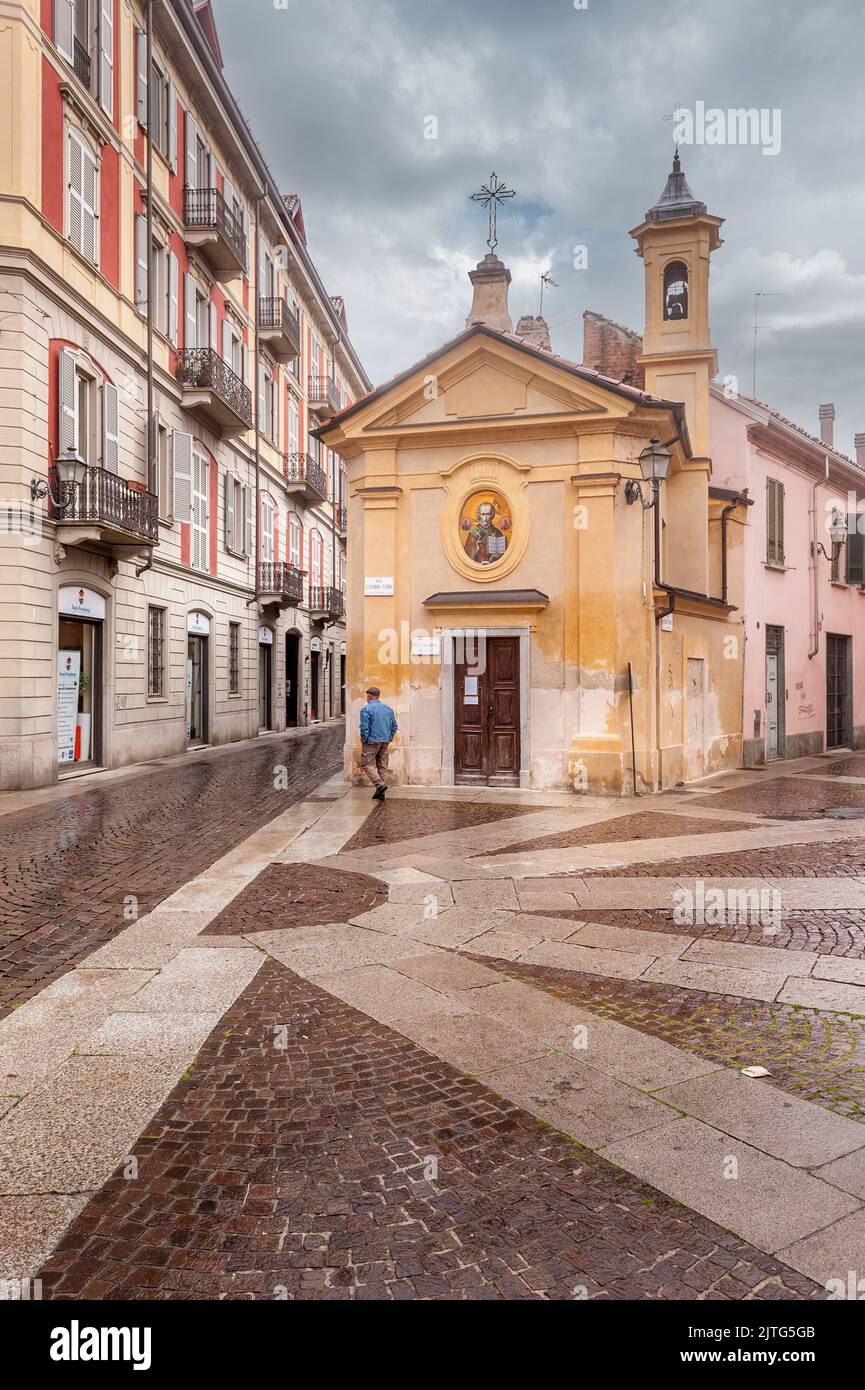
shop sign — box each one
[258,627,274,645]
[187,610,211,636]
[58,587,106,620]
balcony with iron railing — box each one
[309,585,345,622]
[307,375,341,419]
[258,561,305,609]
[183,186,247,281]
[258,297,301,363]
[73,37,92,92]
[52,465,158,551]
[284,451,328,501]
[336,503,347,534]
[176,348,253,436]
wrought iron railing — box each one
[285,451,327,498]
[309,584,345,620]
[176,348,253,427]
[258,297,301,354]
[307,375,340,414]
[258,561,305,604]
[73,37,92,90]
[52,466,158,543]
[183,186,247,270]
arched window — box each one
[663,261,689,321]
[288,512,302,569]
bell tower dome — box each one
[630,152,724,459]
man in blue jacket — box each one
[359,686,398,800]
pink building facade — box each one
[710,389,865,765]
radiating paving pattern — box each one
[6,749,865,1299]
[0,726,344,1016]
[35,960,821,1301]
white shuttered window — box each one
[68,129,98,266]
[191,451,209,572]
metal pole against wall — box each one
[145,0,155,493]
[627,661,639,797]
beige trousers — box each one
[361,740,390,787]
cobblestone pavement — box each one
[525,908,865,957]
[488,811,748,856]
[583,836,865,878]
[6,751,865,1301]
[342,799,530,853]
[205,863,388,935]
[692,776,865,817]
[797,756,865,778]
[0,725,343,1017]
[35,960,821,1301]
[472,956,865,1122]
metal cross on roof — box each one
[664,101,686,153]
[470,172,516,253]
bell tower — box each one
[630,152,724,460]
[630,154,724,594]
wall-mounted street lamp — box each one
[30,447,89,517]
[625,437,673,587]
[813,510,848,565]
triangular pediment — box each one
[366,342,622,432]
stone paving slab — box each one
[257,924,444,977]
[642,958,784,1003]
[679,939,817,976]
[392,954,501,992]
[0,1055,188,1196]
[312,965,471,1024]
[777,1210,865,1289]
[461,928,546,960]
[813,1150,865,1201]
[392,1011,550,1075]
[0,967,156,1093]
[485,1055,679,1149]
[777,976,865,1015]
[656,1071,865,1167]
[569,921,694,958]
[121,947,261,1015]
[602,1118,861,1254]
[83,911,215,969]
[812,957,865,986]
[0,1194,89,1283]
[80,1010,224,1061]
[519,939,658,980]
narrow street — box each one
[2,744,865,1300]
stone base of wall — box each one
[783,730,824,760]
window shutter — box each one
[168,251,179,346]
[59,348,76,450]
[222,319,232,364]
[172,431,193,523]
[244,483,254,556]
[68,132,83,253]
[168,81,178,171]
[80,144,98,265]
[241,341,248,388]
[224,472,235,551]
[136,27,148,127]
[183,271,197,350]
[209,301,217,354]
[54,0,74,62]
[766,478,785,566]
[184,110,197,188]
[847,513,865,585]
[99,0,114,117]
[134,213,148,314]
[258,363,265,429]
[102,381,119,473]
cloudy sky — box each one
[212,0,865,455]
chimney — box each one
[856,433,865,470]
[819,403,835,449]
[514,314,551,352]
[466,253,512,334]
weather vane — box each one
[470,171,516,253]
[539,270,559,316]
[664,100,685,154]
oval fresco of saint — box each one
[459,490,512,566]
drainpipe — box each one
[136,0,155,583]
[246,196,264,608]
[719,491,750,605]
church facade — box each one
[319,159,748,794]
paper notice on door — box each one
[57,649,81,763]
[464,676,478,696]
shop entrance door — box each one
[57,616,102,771]
[187,635,208,744]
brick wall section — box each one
[582,311,644,388]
